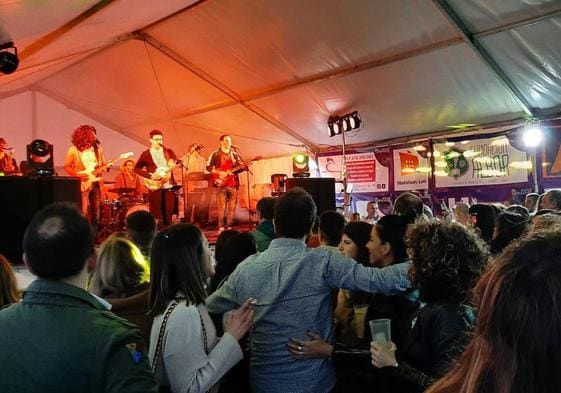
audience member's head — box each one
[468,203,497,244]
[453,202,470,226]
[125,210,157,257]
[256,197,276,221]
[274,187,317,239]
[537,193,545,211]
[524,192,539,212]
[406,220,488,306]
[505,204,529,217]
[23,203,94,280]
[349,212,361,222]
[366,201,378,218]
[367,214,409,267]
[490,211,529,255]
[393,192,423,223]
[210,232,257,293]
[214,229,240,267]
[338,221,373,267]
[149,224,210,316]
[428,232,561,393]
[0,254,20,307]
[318,210,346,247]
[89,235,149,298]
[542,189,561,211]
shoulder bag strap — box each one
[151,299,182,373]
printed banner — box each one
[317,152,389,193]
[542,128,561,178]
[434,136,529,188]
[392,147,429,191]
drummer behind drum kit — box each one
[97,187,149,238]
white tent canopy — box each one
[1,0,561,167]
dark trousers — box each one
[149,189,176,225]
[216,186,238,227]
[82,182,101,233]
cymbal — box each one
[108,187,138,194]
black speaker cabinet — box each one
[285,177,336,214]
[0,176,81,264]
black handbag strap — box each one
[151,299,182,374]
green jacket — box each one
[251,219,275,252]
[0,279,158,393]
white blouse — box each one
[149,301,243,393]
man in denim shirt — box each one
[207,187,411,393]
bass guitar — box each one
[78,152,134,192]
[211,156,261,187]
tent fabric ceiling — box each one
[1,0,561,158]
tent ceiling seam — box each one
[432,0,534,117]
[34,86,148,146]
[168,36,464,121]
[473,6,561,39]
[140,33,318,151]
[19,0,114,61]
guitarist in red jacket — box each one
[134,129,178,227]
[207,134,244,231]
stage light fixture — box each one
[0,42,19,75]
[327,111,361,137]
[523,125,543,148]
[25,139,55,176]
[292,153,310,177]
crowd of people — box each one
[1,187,561,393]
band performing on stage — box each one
[0,126,257,240]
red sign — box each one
[399,151,419,175]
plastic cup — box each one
[369,318,391,346]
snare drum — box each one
[100,200,123,223]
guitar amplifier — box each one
[285,177,336,214]
[0,176,81,264]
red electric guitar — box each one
[211,156,261,187]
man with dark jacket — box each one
[251,196,276,251]
[0,203,157,393]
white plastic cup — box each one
[369,318,391,346]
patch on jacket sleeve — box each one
[126,342,144,363]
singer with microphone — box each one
[0,137,19,176]
[207,134,243,232]
[134,129,178,227]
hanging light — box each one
[522,118,543,148]
[327,111,362,137]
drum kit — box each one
[97,187,149,238]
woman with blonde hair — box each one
[90,235,151,342]
[0,254,20,307]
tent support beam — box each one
[474,6,561,39]
[432,0,534,117]
[34,86,148,147]
[147,35,462,120]
[19,0,114,61]
[140,33,318,152]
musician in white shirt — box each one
[134,130,178,227]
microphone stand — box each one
[233,148,253,230]
[174,157,189,223]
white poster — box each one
[317,152,389,193]
[392,147,429,191]
[434,136,529,188]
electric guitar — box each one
[144,145,204,191]
[211,156,261,187]
[78,152,134,192]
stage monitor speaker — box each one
[285,177,336,215]
[0,176,81,265]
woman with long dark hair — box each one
[0,254,19,307]
[148,223,254,393]
[427,232,561,393]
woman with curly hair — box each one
[0,254,20,307]
[427,232,561,393]
[64,124,106,231]
[370,220,489,393]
